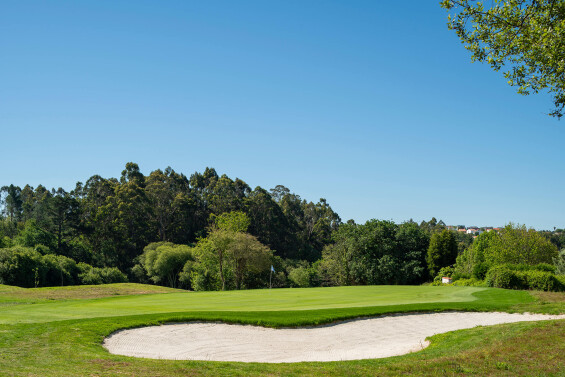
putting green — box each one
[0,285,483,324]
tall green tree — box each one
[191,227,272,291]
[0,185,22,222]
[441,0,565,118]
[396,222,430,284]
[48,188,81,254]
[229,232,272,290]
[426,230,458,278]
[245,187,295,259]
[106,163,152,270]
[319,222,359,286]
[192,229,234,290]
[80,175,118,266]
[145,167,194,243]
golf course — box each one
[1,283,564,376]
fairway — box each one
[0,285,482,324]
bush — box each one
[431,266,457,285]
[452,278,487,287]
[519,270,563,292]
[0,246,43,287]
[0,247,127,288]
[532,263,557,273]
[78,268,103,285]
[78,263,128,285]
[437,266,455,278]
[42,254,79,286]
[554,249,565,275]
[136,242,193,288]
[99,267,128,283]
[485,266,524,289]
[485,264,564,291]
[557,275,565,288]
[499,263,556,273]
[472,262,489,280]
[288,267,310,288]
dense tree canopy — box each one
[441,0,565,118]
[0,163,340,272]
[454,223,559,281]
[319,220,429,286]
[2,163,563,291]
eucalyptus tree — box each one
[441,0,565,118]
[145,167,194,243]
[245,187,296,259]
[0,184,22,223]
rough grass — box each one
[0,283,183,307]
[0,284,563,376]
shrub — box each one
[99,267,128,283]
[79,268,103,285]
[432,266,457,285]
[137,242,194,288]
[499,263,556,273]
[532,263,557,273]
[78,263,128,285]
[557,275,565,288]
[554,249,565,275]
[485,266,524,289]
[0,246,43,287]
[472,262,490,280]
[437,266,455,278]
[452,278,487,287]
[519,270,563,292]
[288,266,310,288]
[42,254,79,286]
[485,264,564,291]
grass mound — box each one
[0,283,184,304]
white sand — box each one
[103,312,565,363]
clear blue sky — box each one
[1,1,563,230]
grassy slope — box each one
[0,285,492,324]
[0,283,183,302]
[0,284,563,376]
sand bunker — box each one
[104,312,565,363]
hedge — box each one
[485,265,564,292]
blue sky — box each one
[1,1,563,230]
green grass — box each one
[0,283,563,376]
[0,285,494,324]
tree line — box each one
[1,162,563,290]
[0,163,340,288]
